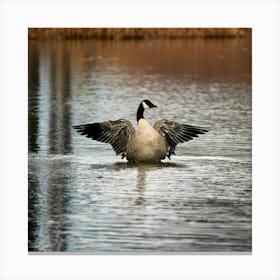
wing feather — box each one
[73,119,135,157]
[154,120,209,159]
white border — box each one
[1,1,279,280]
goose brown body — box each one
[126,119,166,162]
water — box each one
[28,38,252,253]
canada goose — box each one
[73,100,208,163]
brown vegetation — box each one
[28,28,251,40]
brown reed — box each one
[28,28,251,40]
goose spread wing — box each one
[154,120,208,159]
[73,119,135,158]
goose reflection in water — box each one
[105,161,184,206]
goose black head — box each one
[142,100,157,109]
[137,100,157,122]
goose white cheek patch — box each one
[142,101,149,109]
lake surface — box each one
[28,38,252,253]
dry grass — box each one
[28,28,251,40]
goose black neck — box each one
[137,103,144,122]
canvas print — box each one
[28,28,252,253]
